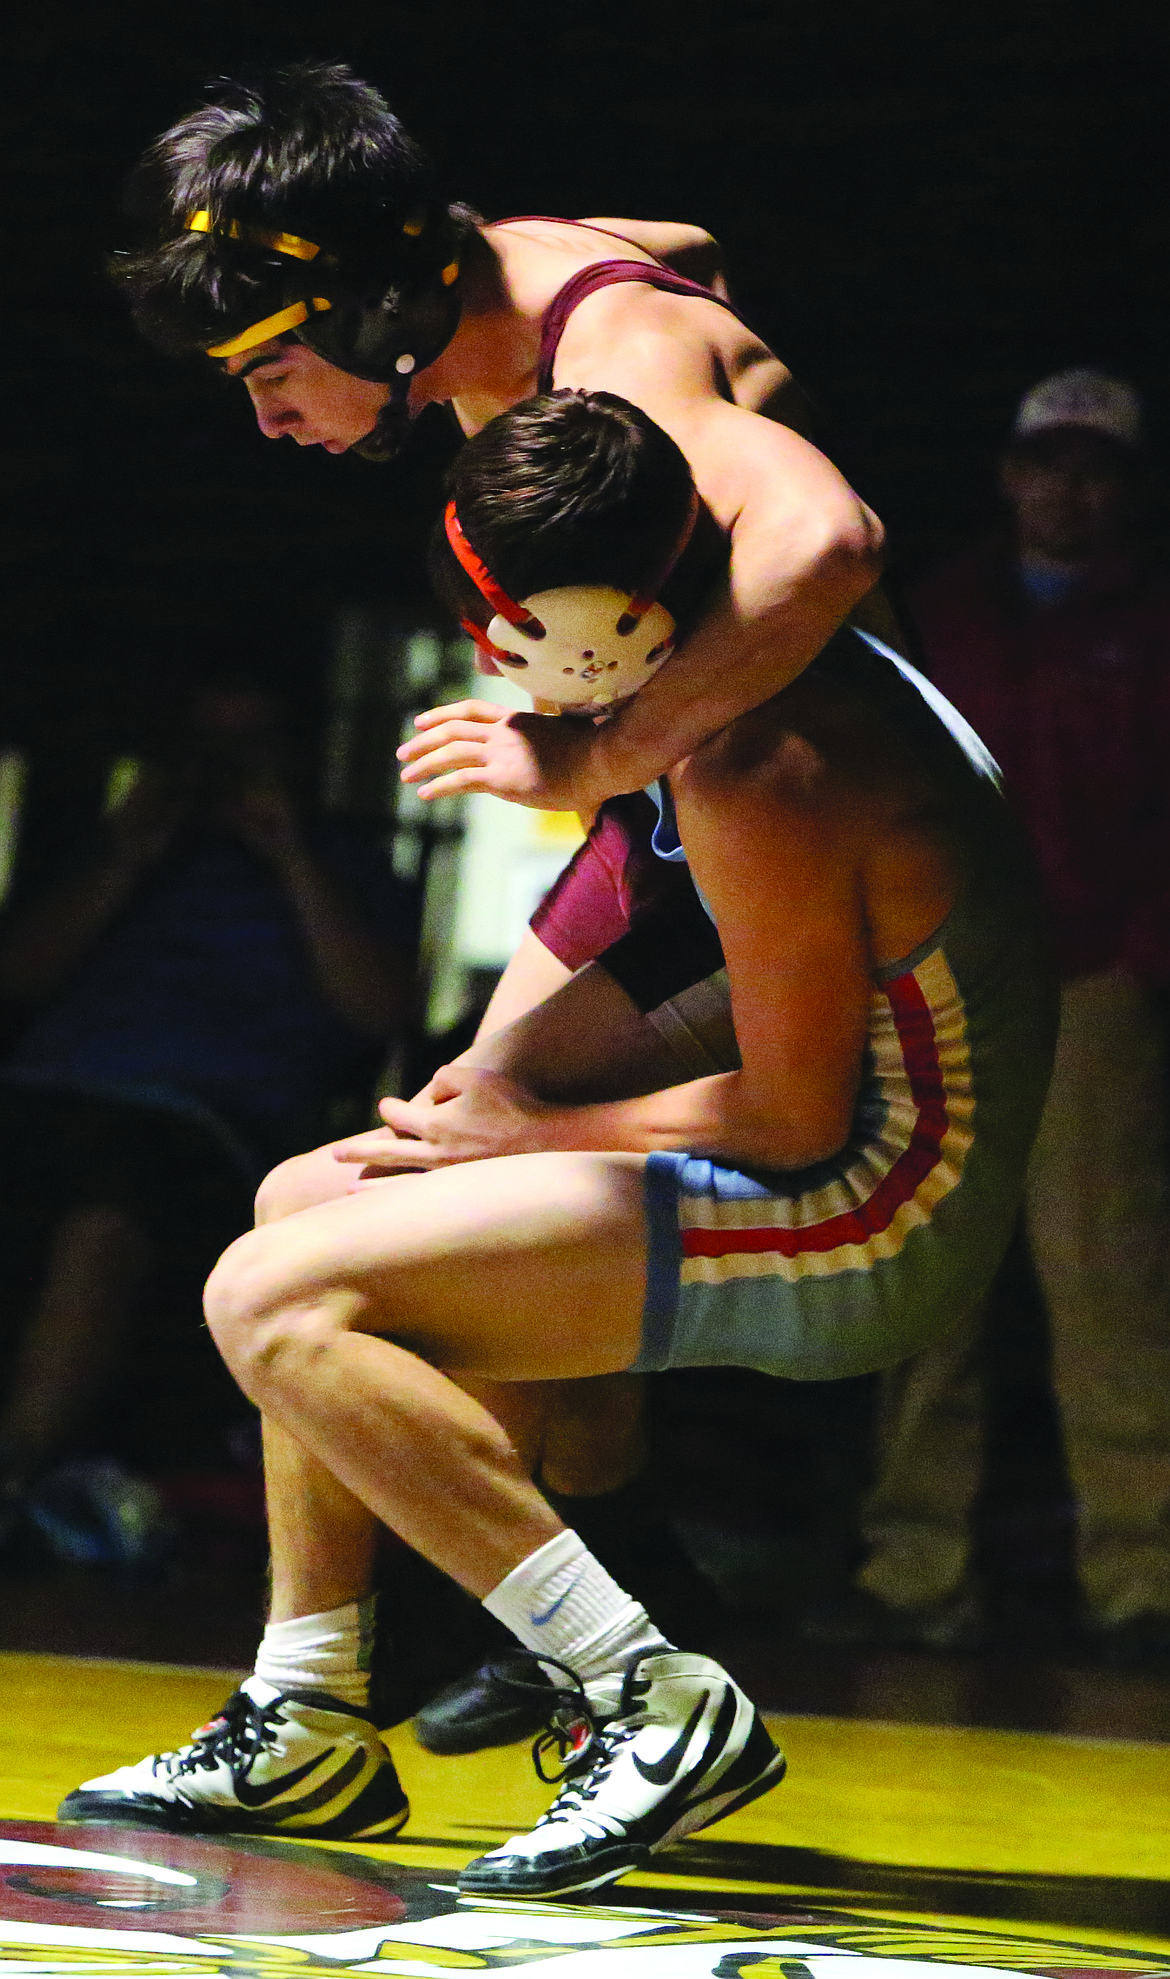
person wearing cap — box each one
[812,368,1170,1663]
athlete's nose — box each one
[250,395,302,441]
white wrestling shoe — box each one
[457,1650,786,1898]
[57,1675,409,1839]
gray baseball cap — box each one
[1012,368,1143,448]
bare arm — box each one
[324,922,700,1179]
[378,723,871,1172]
[464,929,572,1043]
[456,944,704,1102]
[552,296,885,801]
[400,296,883,814]
[518,737,870,1164]
[576,225,816,437]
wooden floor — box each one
[2,1650,1168,1974]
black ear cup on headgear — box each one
[292,270,462,386]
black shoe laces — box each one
[158,1689,286,1781]
[484,1654,652,1828]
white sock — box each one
[252,1598,375,1710]
[483,1530,672,1686]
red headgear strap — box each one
[443,502,545,637]
[459,615,510,663]
[444,484,700,644]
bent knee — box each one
[205,1233,296,1387]
[205,1232,360,1401]
[204,1232,269,1360]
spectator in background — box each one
[819,369,1170,1663]
[0,679,416,1562]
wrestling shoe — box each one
[414,1657,555,1755]
[457,1650,786,1898]
[57,1675,409,1839]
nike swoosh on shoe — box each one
[232,1746,336,1808]
[631,1690,711,1786]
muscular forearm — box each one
[542,319,887,807]
[532,1069,847,1172]
[461,931,572,1049]
[456,953,697,1105]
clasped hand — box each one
[332,1064,557,1180]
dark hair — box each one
[429,391,699,625]
[112,61,477,362]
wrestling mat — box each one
[2,1654,1168,1975]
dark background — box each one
[5,0,1169,829]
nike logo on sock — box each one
[232,1746,336,1807]
[632,1691,711,1786]
[530,1575,583,1627]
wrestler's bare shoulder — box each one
[481,217,660,307]
[682,680,958,840]
[552,278,782,391]
[483,216,800,425]
[678,687,960,976]
[573,221,812,428]
[485,214,715,269]
[578,216,727,290]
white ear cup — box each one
[486,588,677,709]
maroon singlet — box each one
[517,221,754,391]
[529,791,701,971]
[507,220,743,972]
[495,216,754,391]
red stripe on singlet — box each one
[681,970,952,1259]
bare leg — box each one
[246,968,704,1612]
[261,1419,380,1620]
[206,1152,648,1597]
[0,1205,151,1477]
[255,1146,569,1606]
[456,1372,647,1492]
[65,1150,784,1872]
[253,1147,386,1617]
[255,1142,362,1225]
[256,1114,652,1483]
